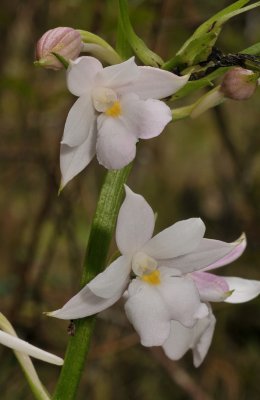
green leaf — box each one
[118,0,163,66]
[163,0,260,70]
[242,42,260,56]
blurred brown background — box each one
[0,0,260,399]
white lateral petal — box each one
[203,233,246,271]
[61,93,96,147]
[48,285,122,320]
[191,271,230,302]
[162,310,216,367]
[120,94,172,139]
[158,276,208,328]
[67,56,103,96]
[88,255,131,298]
[224,277,260,303]
[60,126,96,188]
[142,218,205,260]
[166,235,246,274]
[192,311,216,367]
[116,186,155,255]
[96,115,137,170]
[119,66,189,99]
[124,281,171,346]
[95,57,140,90]
[0,330,63,365]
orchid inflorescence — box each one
[4,1,260,399]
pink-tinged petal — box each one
[166,235,246,274]
[88,255,131,298]
[61,93,96,147]
[116,186,155,255]
[158,275,208,328]
[95,57,140,90]
[67,56,103,96]
[119,94,172,139]
[191,271,230,302]
[142,218,205,260]
[162,309,216,367]
[224,277,260,303]
[96,115,137,169]
[118,66,189,99]
[60,127,96,188]
[203,233,246,271]
[48,285,122,320]
[124,281,171,346]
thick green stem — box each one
[53,165,132,400]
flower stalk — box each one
[53,164,132,400]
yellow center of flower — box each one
[141,270,161,285]
[105,101,122,117]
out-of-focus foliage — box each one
[0,1,260,399]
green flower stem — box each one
[53,164,132,400]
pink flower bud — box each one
[36,27,83,70]
[220,67,258,100]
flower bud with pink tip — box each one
[35,27,83,70]
[220,67,258,100]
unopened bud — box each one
[35,27,83,70]
[220,67,258,100]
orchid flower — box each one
[49,186,260,364]
[60,57,189,187]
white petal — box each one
[67,56,103,96]
[0,330,63,365]
[124,281,171,346]
[203,233,246,271]
[95,57,140,91]
[116,186,155,255]
[119,94,172,139]
[158,275,208,327]
[192,312,216,367]
[118,66,189,99]
[88,255,131,298]
[191,271,230,302]
[142,218,205,260]
[167,235,246,274]
[162,310,216,367]
[96,115,137,169]
[48,285,122,320]
[61,93,96,147]
[224,277,260,303]
[60,127,96,188]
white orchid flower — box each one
[60,56,189,187]
[49,186,260,354]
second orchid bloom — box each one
[49,186,260,366]
[60,57,189,187]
